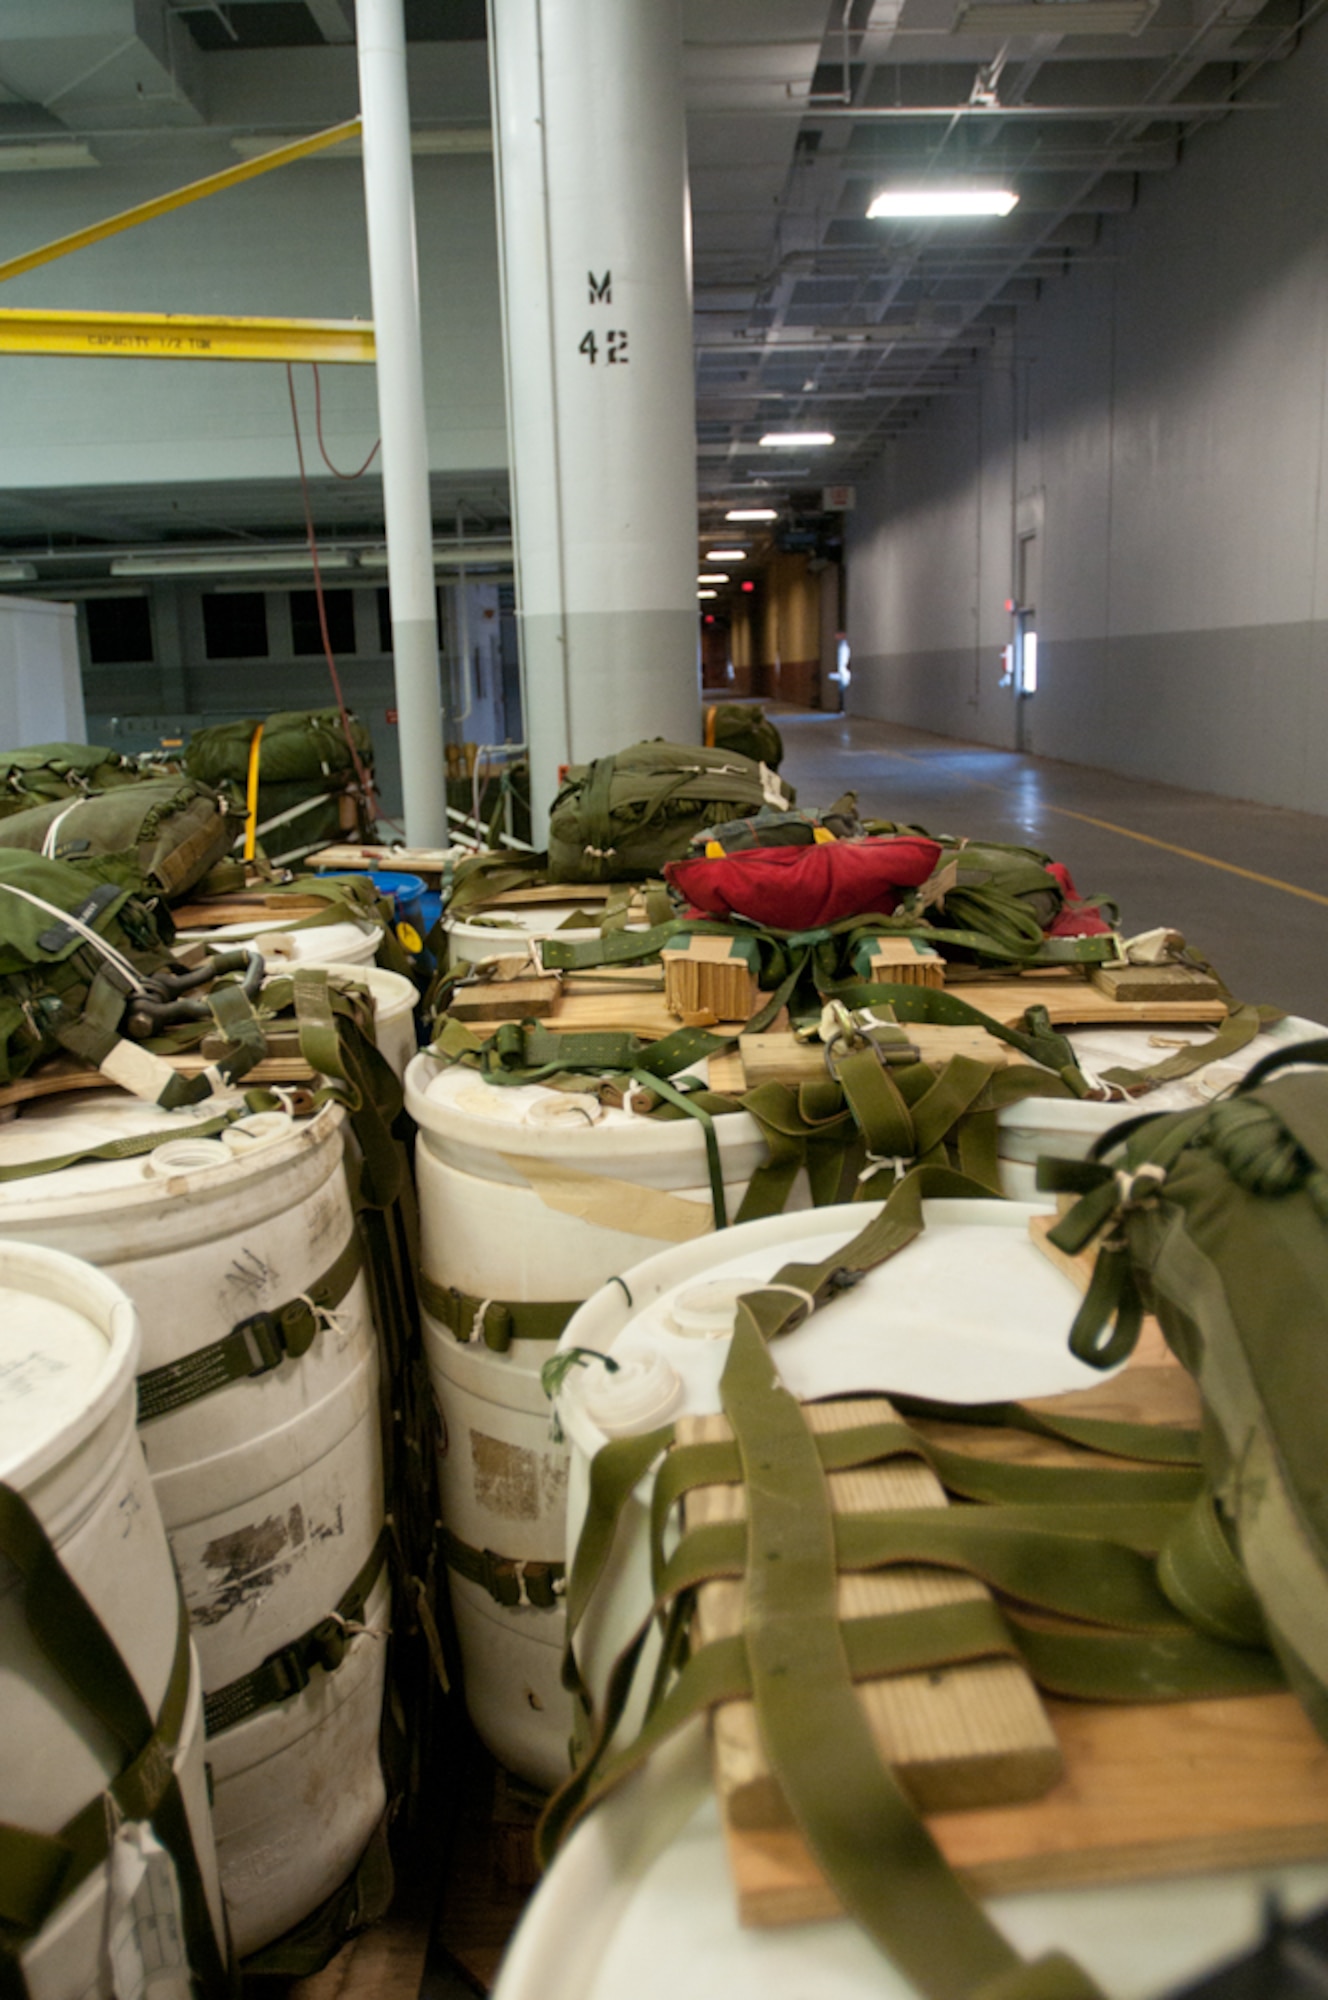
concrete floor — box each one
[774,709,1328,1025]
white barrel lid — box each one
[0,1241,139,1490]
[176,918,379,958]
[0,1089,322,1204]
[556,1198,1103,1461]
[405,1050,765,1171]
[999,1012,1326,1134]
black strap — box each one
[137,1230,363,1423]
[203,1534,388,1737]
[441,1526,565,1610]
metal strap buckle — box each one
[238,1313,285,1375]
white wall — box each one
[0,150,507,487]
[846,10,1328,815]
[0,598,85,745]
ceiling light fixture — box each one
[109,550,357,579]
[867,188,1018,218]
[705,549,747,561]
[0,561,38,583]
[697,589,718,600]
[758,431,835,447]
[726,508,778,522]
[698,573,730,584]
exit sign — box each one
[385,708,398,724]
[822,485,856,511]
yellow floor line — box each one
[1038,806,1328,909]
[839,732,1328,909]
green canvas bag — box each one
[547,739,794,883]
[0,778,234,903]
[704,701,784,769]
[185,708,375,863]
[0,743,144,819]
[1041,1041,1328,1738]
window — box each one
[85,595,153,665]
[202,592,268,661]
[377,587,392,653]
[291,589,355,657]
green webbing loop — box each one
[0,1486,228,2000]
[717,1316,1106,2000]
[416,1271,578,1351]
[1098,1002,1282,1092]
[1157,1490,1269,1648]
[631,1068,728,1229]
[137,1229,363,1423]
[204,1534,387,1736]
[440,1526,565,1610]
[0,1106,246,1183]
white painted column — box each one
[356,0,448,845]
[488,0,699,827]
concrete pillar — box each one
[488,0,699,827]
[357,0,449,846]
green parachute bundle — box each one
[1042,1041,1328,1739]
[0,776,233,903]
[185,707,376,862]
[547,738,795,883]
[0,742,145,818]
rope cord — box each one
[311,361,381,479]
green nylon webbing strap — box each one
[716,1316,1105,2000]
[417,1270,578,1350]
[0,1106,245,1184]
[136,1228,363,1423]
[0,1485,228,2000]
[204,1533,387,1737]
[826,980,1087,1086]
[631,1067,729,1228]
[440,1526,565,1610]
[1098,1001,1281,1091]
[893,1394,1202,1466]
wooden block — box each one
[864,937,946,988]
[681,1399,1062,1831]
[172,894,334,929]
[737,1026,1013,1091]
[447,975,561,1022]
[1091,962,1225,1004]
[707,1051,747,1095]
[663,937,760,1024]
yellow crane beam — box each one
[0,119,362,289]
[0,308,375,364]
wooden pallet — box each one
[718,1230,1328,1925]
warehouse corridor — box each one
[775,710,1328,1024]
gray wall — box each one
[845,11,1328,816]
[0,149,506,488]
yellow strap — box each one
[704,705,717,747]
[243,722,265,862]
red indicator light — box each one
[741,580,755,593]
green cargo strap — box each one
[1157,1489,1269,1649]
[441,1526,565,1610]
[721,1318,1105,2000]
[204,1534,388,1737]
[631,1067,729,1229]
[1098,1001,1282,1092]
[137,1229,363,1423]
[827,979,1087,1087]
[0,1105,245,1184]
[0,1485,227,2000]
[417,1271,577,1351]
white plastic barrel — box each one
[553,1199,1103,1717]
[264,960,419,1080]
[0,1240,226,2000]
[0,1098,389,1958]
[997,1013,1327,1198]
[405,1047,810,1791]
[179,916,382,967]
[495,1719,1328,2000]
[444,898,608,971]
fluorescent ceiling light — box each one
[759,431,835,448]
[953,0,1154,31]
[358,542,514,569]
[0,144,98,173]
[705,549,747,561]
[868,188,1018,218]
[0,561,38,582]
[697,589,718,600]
[698,572,730,584]
[726,508,778,521]
[110,551,356,579]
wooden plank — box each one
[447,976,561,1022]
[682,1400,1062,1832]
[940,979,1229,1028]
[0,1051,320,1110]
[1091,962,1225,1004]
[726,1694,1328,1924]
[738,1026,1014,1090]
[308,842,456,877]
[707,1051,748,1095]
[172,894,333,929]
